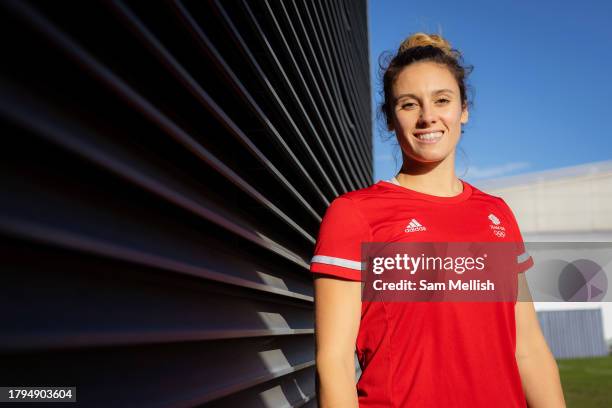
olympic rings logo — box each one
[493,230,506,238]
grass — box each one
[557,354,612,408]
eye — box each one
[437,98,450,104]
[400,102,416,109]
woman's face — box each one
[389,61,469,164]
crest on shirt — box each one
[488,213,506,238]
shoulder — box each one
[468,183,522,232]
[327,182,385,212]
[320,183,384,232]
[468,182,513,212]
[336,181,385,202]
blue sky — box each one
[369,0,612,182]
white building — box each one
[474,159,612,345]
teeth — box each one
[417,131,443,140]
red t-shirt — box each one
[310,178,534,407]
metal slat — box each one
[1,244,314,351]
[318,0,369,136]
[310,0,369,163]
[327,0,372,154]
[1,0,371,406]
[238,0,358,192]
[215,0,350,195]
[2,2,317,251]
[169,0,333,208]
[272,0,370,185]
[306,0,372,173]
[0,84,311,268]
[1,335,316,408]
[202,365,317,408]
[259,0,365,189]
[274,0,370,187]
[107,0,328,221]
[293,0,371,166]
[0,214,311,302]
[297,0,371,166]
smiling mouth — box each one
[414,131,443,142]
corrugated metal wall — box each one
[0,1,372,407]
[537,309,608,359]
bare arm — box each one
[314,276,362,408]
[515,273,566,407]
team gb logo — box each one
[488,213,500,225]
[488,213,505,237]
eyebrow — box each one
[395,89,455,103]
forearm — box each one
[316,356,359,408]
[516,346,566,407]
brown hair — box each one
[378,32,474,131]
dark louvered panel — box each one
[0,0,371,407]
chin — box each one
[418,157,447,164]
[405,150,450,163]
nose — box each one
[418,103,437,126]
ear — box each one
[460,104,469,124]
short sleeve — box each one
[497,199,534,274]
[310,197,371,281]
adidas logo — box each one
[405,218,426,233]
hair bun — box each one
[398,32,459,59]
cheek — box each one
[442,110,463,129]
[394,112,416,130]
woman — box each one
[310,33,566,407]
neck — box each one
[395,151,463,197]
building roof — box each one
[472,159,612,191]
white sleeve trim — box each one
[311,255,362,270]
[517,251,531,264]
